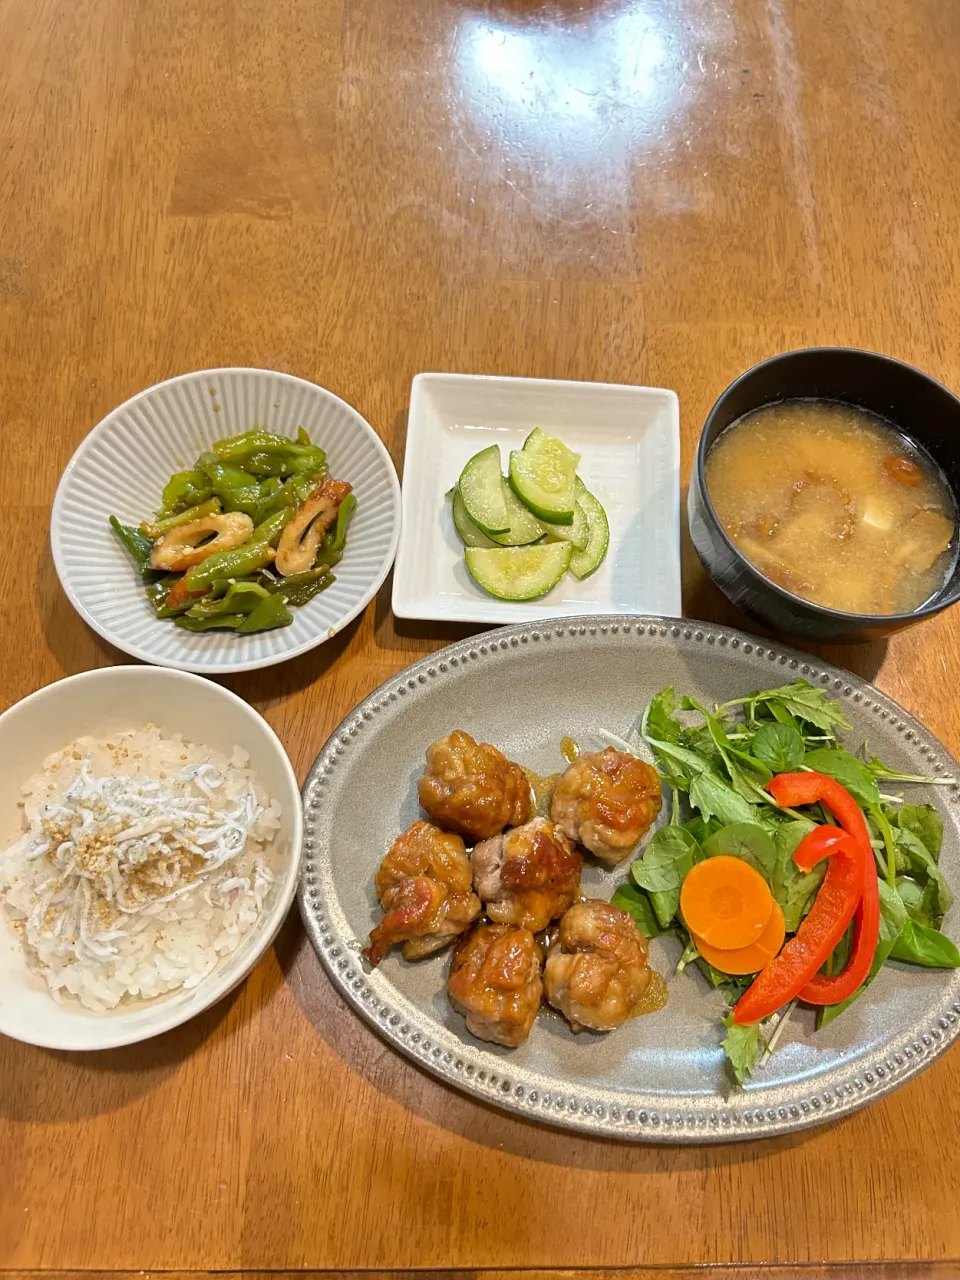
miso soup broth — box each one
[705,399,957,615]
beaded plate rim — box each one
[298,615,960,1143]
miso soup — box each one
[705,399,956,615]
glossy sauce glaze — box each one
[630,969,669,1017]
[523,737,579,816]
[706,399,957,615]
[523,766,561,818]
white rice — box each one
[0,725,283,1012]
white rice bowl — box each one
[0,667,302,1050]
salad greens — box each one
[620,679,960,1084]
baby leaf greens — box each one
[625,677,959,1084]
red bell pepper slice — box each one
[768,771,880,1006]
[767,772,872,851]
[732,824,864,1025]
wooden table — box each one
[3,0,960,1275]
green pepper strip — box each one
[258,469,327,521]
[142,497,221,538]
[329,493,356,551]
[175,613,246,632]
[159,470,212,515]
[282,572,335,607]
[246,478,286,525]
[197,453,259,488]
[229,447,325,477]
[144,574,182,613]
[214,477,286,524]
[195,454,267,517]
[184,539,274,592]
[236,592,293,633]
[211,430,326,476]
[186,582,272,619]
[275,568,329,591]
[110,516,156,575]
[254,507,294,546]
[213,429,291,453]
[221,485,270,519]
[214,429,321,458]
[309,495,356,569]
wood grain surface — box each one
[2,0,960,1271]
[4,1272,955,1280]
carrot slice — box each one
[693,901,786,975]
[680,856,774,949]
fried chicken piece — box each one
[365,820,481,965]
[448,924,543,1047]
[417,730,533,841]
[550,747,662,863]
[544,899,651,1032]
[471,817,582,934]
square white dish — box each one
[392,373,682,624]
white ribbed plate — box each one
[52,369,401,673]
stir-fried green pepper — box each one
[144,574,181,611]
[156,599,197,619]
[329,493,356,551]
[181,508,291,590]
[186,581,272,619]
[286,469,325,502]
[274,568,329,592]
[175,613,246,632]
[110,517,157,575]
[221,484,269,519]
[212,429,326,477]
[236,592,293,632]
[257,468,326,521]
[197,453,258,490]
[142,497,221,539]
[242,478,287,524]
[314,495,357,569]
[194,453,265,517]
[280,570,335,607]
[174,590,292,634]
[213,429,319,459]
[184,538,275,591]
[252,507,294,547]
[112,425,353,639]
[213,429,287,455]
[159,470,212,515]
[238,449,323,477]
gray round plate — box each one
[299,616,960,1143]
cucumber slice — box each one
[452,488,497,548]
[522,428,581,470]
[459,445,509,534]
[509,431,580,524]
[465,543,572,601]
[569,480,609,580]
[541,500,589,550]
[488,481,545,546]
